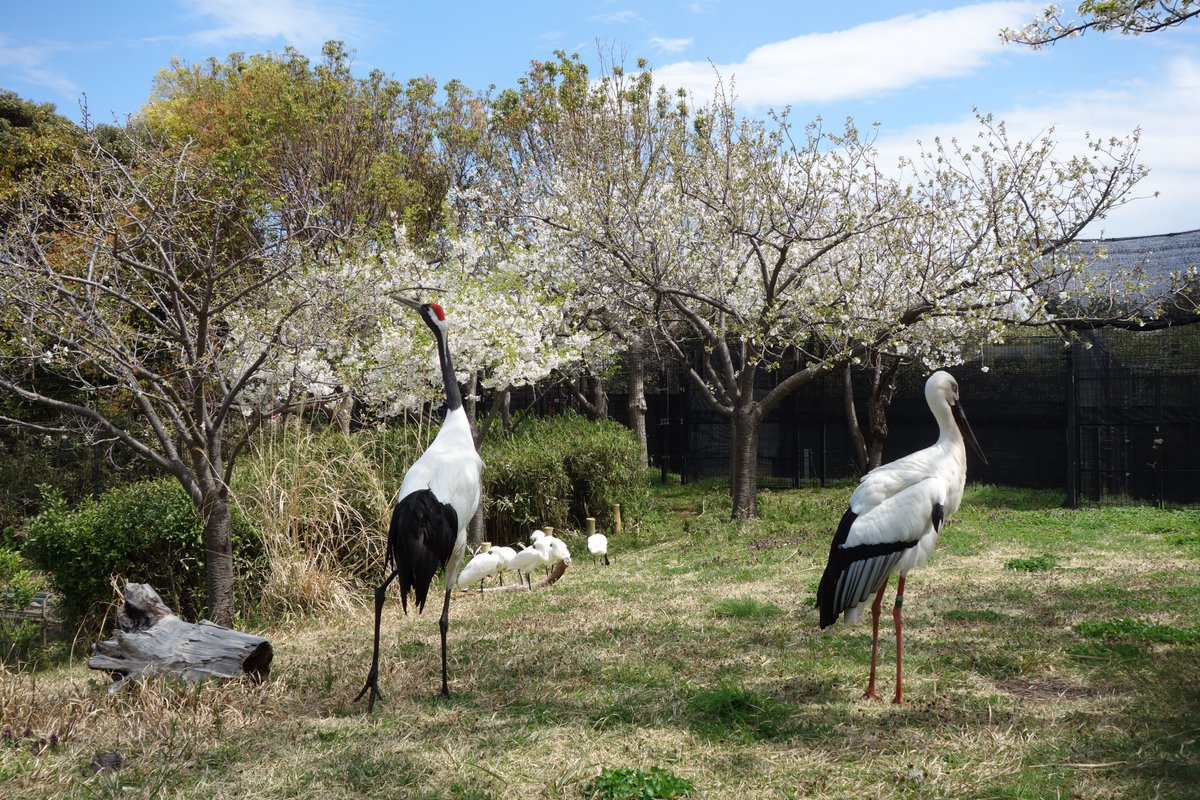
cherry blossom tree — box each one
[491,54,1147,518]
[1003,1,1199,47]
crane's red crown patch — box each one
[429,303,446,321]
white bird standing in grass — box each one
[489,545,518,586]
[455,548,501,592]
[587,532,610,565]
[507,538,551,589]
[816,370,986,704]
[355,301,482,707]
[543,536,571,568]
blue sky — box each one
[3,1,1198,238]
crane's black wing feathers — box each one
[816,507,919,629]
[388,489,459,614]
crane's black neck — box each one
[429,324,463,412]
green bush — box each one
[21,481,258,631]
[0,546,45,665]
[482,412,646,544]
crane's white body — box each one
[835,372,970,624]
[398,406,483,545]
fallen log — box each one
[88,583,273,692]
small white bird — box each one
[455,549,501,592]
[587,533,610,565]
[543,536,571,567]
[489,545,518,586]
[817,370,986,704]
[507,539,551,589]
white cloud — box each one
[589,10,642,24]
[873,56,1200,238]
[180,0,363,53]
[649,36,692,54]
[654,2,1039,107]
[0,35,80,98]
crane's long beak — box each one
[392,296,422,312]
[952,402,988,465]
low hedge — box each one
[21,481,258,631]
[482,412,645,544]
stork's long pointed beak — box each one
[952,402,988,465]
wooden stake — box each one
[613,503,623,534]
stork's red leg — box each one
[863,581,888,701]
[892,575,907,705]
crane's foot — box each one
[891,693,907,706]
[862,689,884,701]
[353,669,382,712]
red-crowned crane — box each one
[355,301,482,708]
[816,370,986,704]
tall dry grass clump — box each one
[234,422,431,618]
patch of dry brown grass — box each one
[3,486,1199,798]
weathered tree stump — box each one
[88,583,272,692]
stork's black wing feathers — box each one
[816,507,919,629]
[388,489,459,615]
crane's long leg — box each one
[863,581,888,701]
[438,582,453,698]
[892,575,907,705]
[354,567,401,712]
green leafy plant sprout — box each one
[585,766,693,800]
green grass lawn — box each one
[3,482,1199,799]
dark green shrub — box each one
[482,412,646,544]
[21,481,259,631]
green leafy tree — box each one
[144,41,486,248]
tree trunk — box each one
[332,391,355,435]
[627,342,649,471]
[865,355,902,471]
[587,373,608,420]
[201,489,236,627]
[841,364,870,475]
[88,583,272,692]
[730,409,761,519]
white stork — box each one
[816,370,986,704]
[355,301,482,707]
